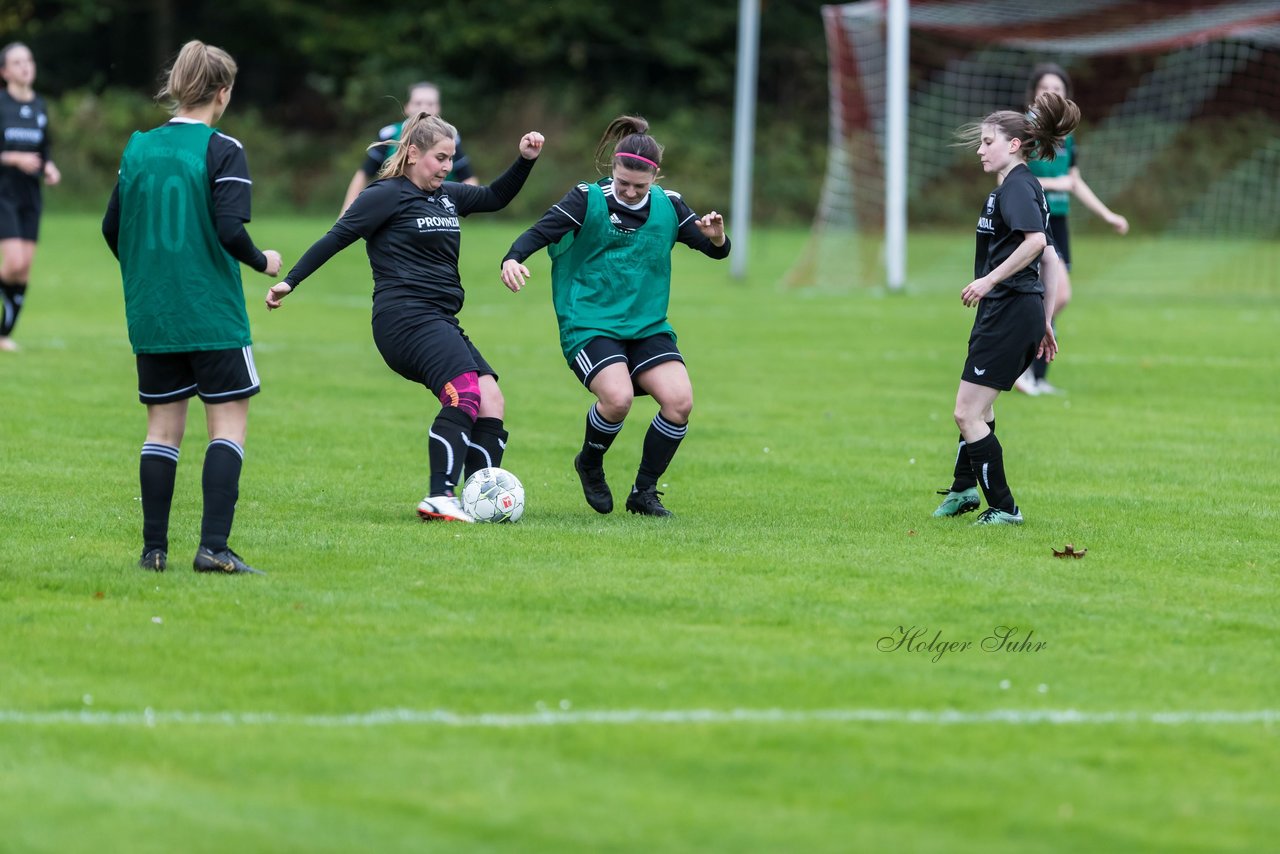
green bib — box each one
[1027,133,1074,217]
[117,123,249,353]
[548,182,678,360]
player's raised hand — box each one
[696,211,725,245]
[265,281,293,310]
[501,259,531,293]
[519,132,545,159]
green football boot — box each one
[933,487,981,517]
[972,507,1024,526]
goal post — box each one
[791,0,1280,291]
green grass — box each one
[1,214,1277,853]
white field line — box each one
[0,708,1275,728]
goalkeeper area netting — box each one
[793,0,1280,289]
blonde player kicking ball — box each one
[269,115,544,523]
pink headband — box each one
[615,151,660,170]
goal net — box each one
[793,0,1280,289]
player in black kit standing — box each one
[267,113,544,523]
[932,91,1079,526]
[0,42,61,352]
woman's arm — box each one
[451,132,544,215]
[1069,167,1128,234]
[961,231,1047,307]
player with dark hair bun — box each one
[933,92,1078,525]
[1015,63,1129,396]
[501,115,730,517]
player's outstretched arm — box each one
[1069,167,1128,234]
[265,281,292,310]
[500,259,531,293]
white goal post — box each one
[797,0,1280,290]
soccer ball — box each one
[460,467,525,523]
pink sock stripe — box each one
[615,151,660,170]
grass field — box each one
[1,213,1277,853]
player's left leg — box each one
[954,381,1021,524]
[0,238,35,351]
[464,373,509,480]
[627,360,692,517]
[192,347,265,572]
[196,397,264,572]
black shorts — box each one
[1047,214,1071,269]
[137,346,261,405]
[570,333,684,392]
[0,179,42,241]
[372,311,495,395]
[961,292,1046,391]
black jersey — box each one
[974,163,1048,297]
[503,178,731,264]
[284,155,535,318]
[0,90,51,196]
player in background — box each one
[500,115,730,518]
[267,114,544,524]
[932,91,1079,526]
[1015,63,1129,396]
[102,40,283,573]
[0,42,61,352]
[339,81,478,217]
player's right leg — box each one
[135,353,197,571]
[574,346,633,514]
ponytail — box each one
[378,112,457,180]
[954,92,1080,161]
[594,114,664,176]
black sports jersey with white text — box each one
[974,163,1048,297]
[503,178,730,264]
[283,156,535,317]
[0,90,51,195]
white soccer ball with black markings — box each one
[460,467,525,523]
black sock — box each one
[950,420,995,493]
[428,406,473,495]
[200,439,243,552]
[1,281,27,337]
[965,431,1016,514]
[464,416,509,480]
[140,443,179,554]
[580,403,623,466]
[634,413,686,492]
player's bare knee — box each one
[665,393,693,423]
[478,376,504,419]
[596,390,632,422]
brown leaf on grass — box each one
[93,591,105,599]
[1052,544,1087,559]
